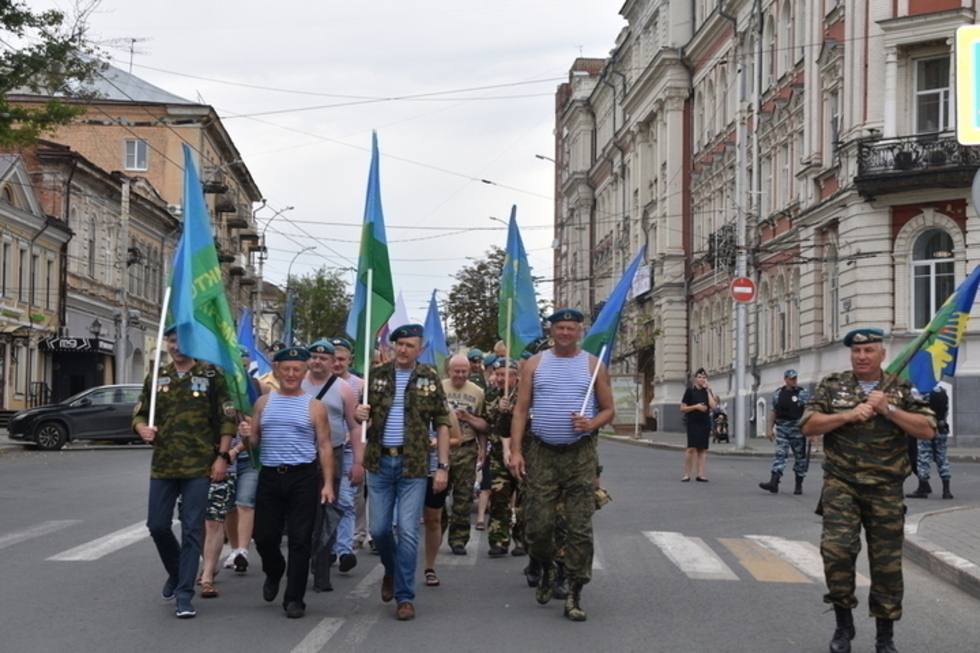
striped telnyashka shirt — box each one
[259,392,317,466]
[530,349,596,446]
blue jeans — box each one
[367,455,427,603]
[146,477,210,602]
[334,445,356,557]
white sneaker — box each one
[223,550,238,569]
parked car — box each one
[8,384,144,450]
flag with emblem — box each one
[419,290,449,372]
[497,205,542,358]
[583,247,646,366]
[885,264,980,392]
[345,132,395,376]
[169,143,251,414]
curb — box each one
[904,506,980,602]
[598,433,782,459]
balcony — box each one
[855,134,980,199]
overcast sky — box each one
[71,0,626,322]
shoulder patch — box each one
[222,401,236,418]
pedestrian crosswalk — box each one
[5,519,870,588]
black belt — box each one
[264,462,316,474]
[531,434,591,452]
[381,446,404,456]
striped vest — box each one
[530,349,596,445]
[259,392,317,465]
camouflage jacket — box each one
[363,361,452,478]
[468,373,487,391]
[484,386,514,444]
[799,370,935,485]
[132,361,238,480]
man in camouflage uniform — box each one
[133,327,237,619]
[509,309,615,622]
[442,354,488,555]
[485,357,524,558]
[466,348,487,390]
[800,328,935,653]
[759,369,814,495]
[355,323,452,621]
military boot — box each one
[875,618,897,653]
[759,472,780,493]
[942,479,954,500]
[563,583,586,621]
[829,605,855,653]
[552,561,569,600]
[794,475,804,495]
[535,562,555,604]
[905,479,931,499]
[524,558,542,588]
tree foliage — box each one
[286,267,352,344]
[446,246,506,352]
[0,1,106,147]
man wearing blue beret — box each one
[800,328,935,653]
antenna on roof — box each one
[98,37,152,73]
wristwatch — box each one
[437,462,450,471]
[217,451,232,463]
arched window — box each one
[695,89,705,149]
[762,16,774,88]
[705,80,715,140]
[780,2,793,76]
[87,217,97,279]
[719,68,729,130]
[912,229,955,329]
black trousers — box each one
[254,463,318,607]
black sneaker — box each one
[162,576,177,601]
[488,545,508,558]
[285,601,305,618]
[175,599,196,619]
[263,575,281,602]
[451,544,467,556]
[338,553,357,572]
[234,552,248,573]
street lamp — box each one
[201,159,244,186]
[252,205,294,345]
[284,246,315,345]
[488,216,508,228]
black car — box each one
[8,384,144,450]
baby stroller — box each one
[711,405,730,443]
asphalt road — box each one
[1,441,979,653]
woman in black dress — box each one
[680,368,717,481]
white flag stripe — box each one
[0,520,81,550]
[47,521,149,561]
[643,531,738,580]
[746,535,870,587]
[289,618,344,653]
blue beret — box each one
[843,328,885,347]
[467,348,483,360]
[547,308,584,324]
[239,346,250,356]
[524,337,555,356]
[308,340,335,355]
[163,325,177,336]
[520,349,533,360]
[329,337,353,352]
[270,341,287,352]
[483,354,497,367]
[492,357,518,370]
[273,347,310,362]
[389,323,424,342]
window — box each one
[915,57,950,134]
[124,139,148,171]
[18,247,26,302]
[912,229,955,329]
[45,259,53,310]
[87,218,96,279]
[1,242,8,296]
[30,253,38,306]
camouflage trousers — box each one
[916,434,951,481]
[524,434,596,585]
[770,423,809,478]
[487,443,524,550]
[820,475,905,620]
[446,439,479,547]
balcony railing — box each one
[855,134,980,198]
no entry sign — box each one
[730,276,757,303]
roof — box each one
[87,62,192,105]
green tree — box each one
[0,1,106,147]
[446,247,505,352]
[286,267,352,344]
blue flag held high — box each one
[497,206,542,358]
[237,307,271,377]
[886,264,980,392]
[419,290,449,372]
[169,143,251,414]
[583,247,647,366]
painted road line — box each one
[439,528,482,566]
[747,535,870,587]
[592,536,604,571]
[718,538,811,583]
[47,521,149,561]
[289,618,344,653]
[643,531,738,581]
[0,520,81,551]
[346,562,385,600]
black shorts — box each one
[425,476,448,510]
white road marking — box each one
[592,536,604,570]
[289,618,344,653]
[339,612,380,650]
[439,528,482,566]
[346,562,385,600]
[0,520,81,550]
[643,531,739,580]
[746,535,870,587]
[47,521,149,561]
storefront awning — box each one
[40,336,115,354]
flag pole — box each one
[505,296,513,389]
[148,287,171,428]
[579,343,607,415]
[361,268,373,443]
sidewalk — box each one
[601,429,980,602]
